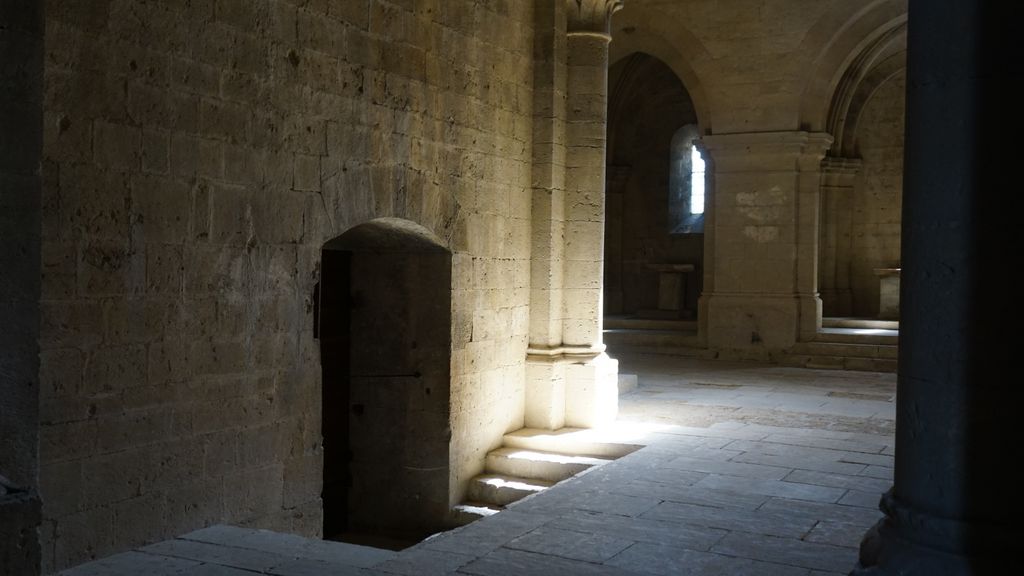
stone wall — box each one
[850,71,905,317]
[38,0,534,571]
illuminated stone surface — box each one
[62,356,894,575]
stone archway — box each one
[319,218,452,547]
[818,25,907,320]
[604,52,703,323]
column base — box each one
[525,348,619,430]
[565,352,618,428]
[525,359,567,430]
[853,491,1016,575]
[820,288,839,317]
[798,293,822,342]
[821,289,854,318]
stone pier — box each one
[699,132,832,352]
[526,0,623,430]
[853,1,1022,572]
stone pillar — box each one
[853,1,1022,573]
[525,0,622,430]
[525,0,570,430]
[699,132,832,352]
[818,157,860,317]
[0,0,44,574]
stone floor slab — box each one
[662,456,791,480]
[374,547,477,576]
[725,439,894,467]
[505,526,634,563]
[421,510,554,558]
[549,509,727,552]
[729,451,867,475]
[781,469,892,494]
[757,497,882,528]
[692,474,847,503]
[611,480,771,510]
[181,526,397,568]
[640,501,817,539]
[267,557,372,576]
[141,539,286,572]
[804,519,875,549]
[606,542,810,576]
[186,564,259,575]
[838,489,883,509]
[859,465,894,480]
[59,551,200,576]
[63,356,897,576]
[760,433,889,454]
[711,532,857,573]
[460,548,640,576]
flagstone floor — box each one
[62,355,896,576]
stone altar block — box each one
[874,267,901,319]
[641,263,697,319]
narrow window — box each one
[669,124,705,234]
[690,144,706,215]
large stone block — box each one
[705,294,801,350]
[525,360,567,430]
[564,353,618,428]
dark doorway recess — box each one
[318,218,453,550]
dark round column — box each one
[854,2,1023,573]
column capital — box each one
[566,0,624,37]
[699,131,833,172]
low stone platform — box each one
[63,356,895,576]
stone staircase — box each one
[777,329,898,373]
[603,316,712,358]
[452,428,641,524]
[603,315,899,373]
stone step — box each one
[467,474,553,507]
[502,428,642,459]
[605,344,719,360]
[777,353,897,373]
[603,328,701,348]
[791,341,898,359]
[604,316,699,331]
[823,317,899,330]
[450,502,502,526]
[485,448,611,483]
[814,330,898,346]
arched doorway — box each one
[604,53,703,331]
[819,27,906,323]
[319,218,452,548]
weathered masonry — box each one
[2,0,1020,574]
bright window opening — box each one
[668,124,705,234]
[690,145,705,215]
